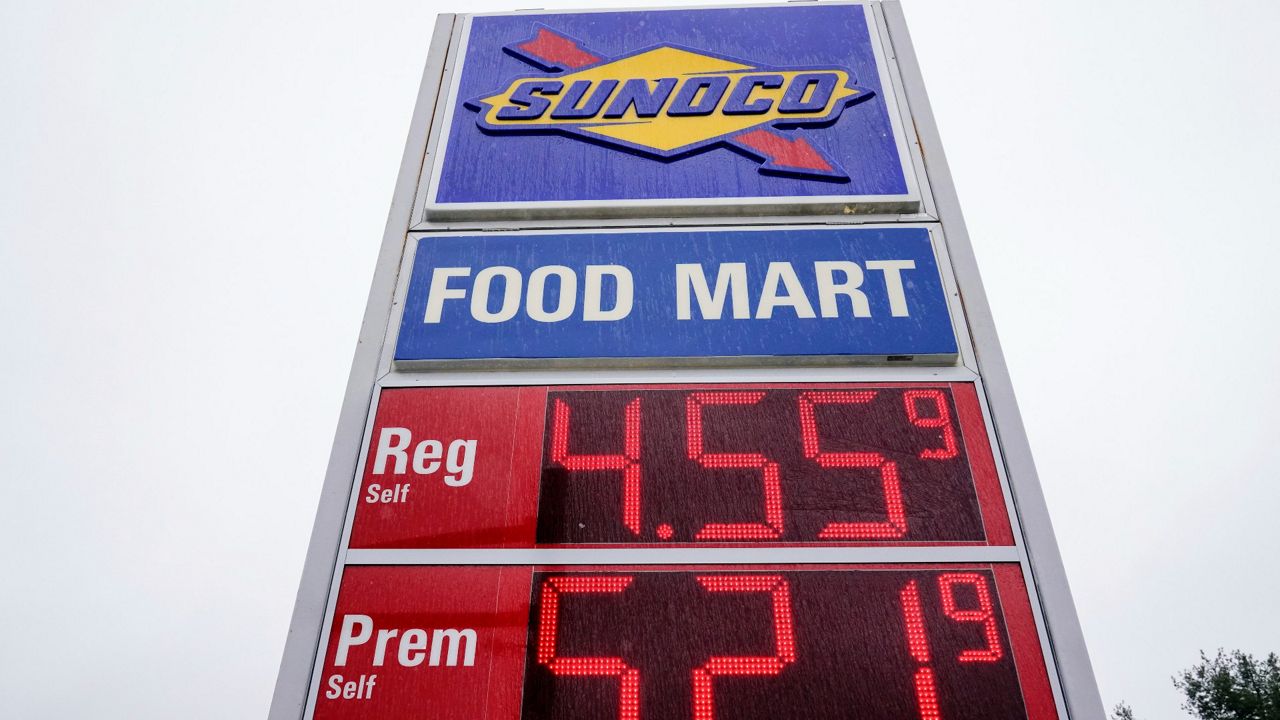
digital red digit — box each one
[550,397,643,537]
[938,573,1004,662]
[537,576,641,720]
[692,575,796,720]
[797,391,908,539]
[686,392,784,540]
[903,390,959,460]
[900,580,942,720]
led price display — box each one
[349,383,1012,549]
[538,387,1005,545]
[525,567,1053,720]
[311,564,1057,720]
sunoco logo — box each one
[464,25,875,181]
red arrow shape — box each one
[513,27,602,71]
[733,128,846,180]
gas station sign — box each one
[270,4,1105,720]
[420,3,920,220]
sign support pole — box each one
[880,3,1105,717]
[267,14,458,719]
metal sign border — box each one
[878,2,1104,717]
[265,13,459,720]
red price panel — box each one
[349,383,1011,549]
[311,564,1057,720]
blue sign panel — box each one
[395,227,957,366]
[424,4,917,218]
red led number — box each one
[900,580,941,720]
[537,576,640,720]
[798,391,908,539]
[693,575,797,720]
[551,397,643,537]
[687,393,784,540]
[899,573,1005,719]
[531,571,1004,720]
[903,390,959,460]
[938,573,1003,662]
[535,574,795,720]
[546,387,968,543]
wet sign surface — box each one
[424,4,918,218]
[395,227,957,366]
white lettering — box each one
[373,428,411,475]
[399,629,429,667]
[676,263,749,320]
[363,483,411,504]
[444,439,476,487]
[370,428,476,488]
[335,614,373,666]
[412,439,443,475]
[334,618,479,670]
[583,265,634,321]
[814,261,870,318]
[527,265,577,322]
[431,628,478,667]
[324,674,376,700]
[865,260,916,317]
[373,628,399,666]
[471,266,522,323]
[755,262,816,319]
[423,268,470,323]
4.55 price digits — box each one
[546,388,963,542]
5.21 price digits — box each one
[522,569,1039,720]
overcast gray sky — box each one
[2,1,1278,718]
